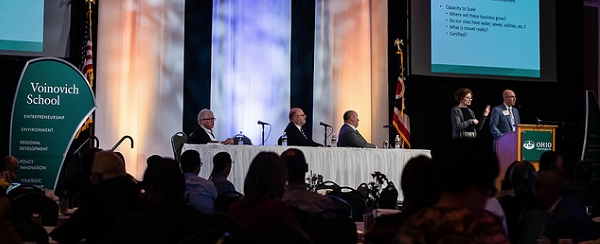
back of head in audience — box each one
[500,160,520,191]
[400,155,437,213]
[82,148,102,174]
[209,151,233,180]
[538,150,563,173]
[280,148,308,184]
[432,138,499,209]
[1,156,19,184]
[537,168,568,209]
[179,150,201,174]
[510,160,538,196]
[91,150,127,184]
[142,157,185,207]
[243,152,288,205]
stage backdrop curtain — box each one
[312,0,389,147]
[95,0,185,178]
[211,0,292,146]
[95,0,389,179]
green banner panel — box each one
[521,130,553,161]
[10,57,95,190]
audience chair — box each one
[171,131,188,163]
[329,186,367,221]
[214,191,243,212]
[315,180,340,194]
[325,195,353,221]
[8,185,58,226]
[378,182,399,209]
[356,182,370,198]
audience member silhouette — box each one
[538,168,592,243]
[281,148,334,215]
[0,196,21,244]
[1,156,19,185]
[106,157,220,243]
[368,155,437,244]
[180,150,217,214]
[209,151,236,195]
[396,138,509,244]
[227,151,306,240]
[50,150,140,244]
[538,150,563,174]
[497,160,540,244]
[565,160,600,212]
[64,147,101,207]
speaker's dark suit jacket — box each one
[189,126,213,144]
[337,124,376,148]
[489,104,521,140]
[282,123,322,147]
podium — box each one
[495,124,558,189]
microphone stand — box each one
[261,124,266,146]
[322,126,329,146]
[383,125,393,148]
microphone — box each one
[383,125,391,128]
[319,122,331,127]
[516,105,542,124]
[257,120,270,125]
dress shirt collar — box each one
[294,124,303,131]
[503,103,512,110]
[201,125,217,141]
[345,123,357,131]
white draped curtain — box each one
[211,0,292,146]
[96,0,185,178]
[313,0,388,146]
[96,0,388,180]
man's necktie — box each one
[509,107,516,131]
[356,130,367,142]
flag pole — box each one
[392,38,411,148]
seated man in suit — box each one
[337,110,376,148]
[281,108,322,147]
[489,89,520,142]
[189,109,234,144]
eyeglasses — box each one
[296,114,307,118]
[464,97,473,100]
[203,118,216,121]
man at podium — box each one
[489,89,521,142]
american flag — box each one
[75,6,94,139]
[392,39,411,148]
[81,9,94,87]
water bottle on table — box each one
[236,131,244,145]
[281,132,287,146]
[394,135,400,148]
[331,133,337,147]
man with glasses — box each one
[189,108,234,144]
[489,89,520,144]
[280,107,322,147]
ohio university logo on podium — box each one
[520,130,553,161]
[9,57,96,190]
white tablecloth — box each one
[181,144,431,200]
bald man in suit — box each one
[337,110,376,148]
[489,89,521,141]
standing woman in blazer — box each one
[451,88,490,139]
